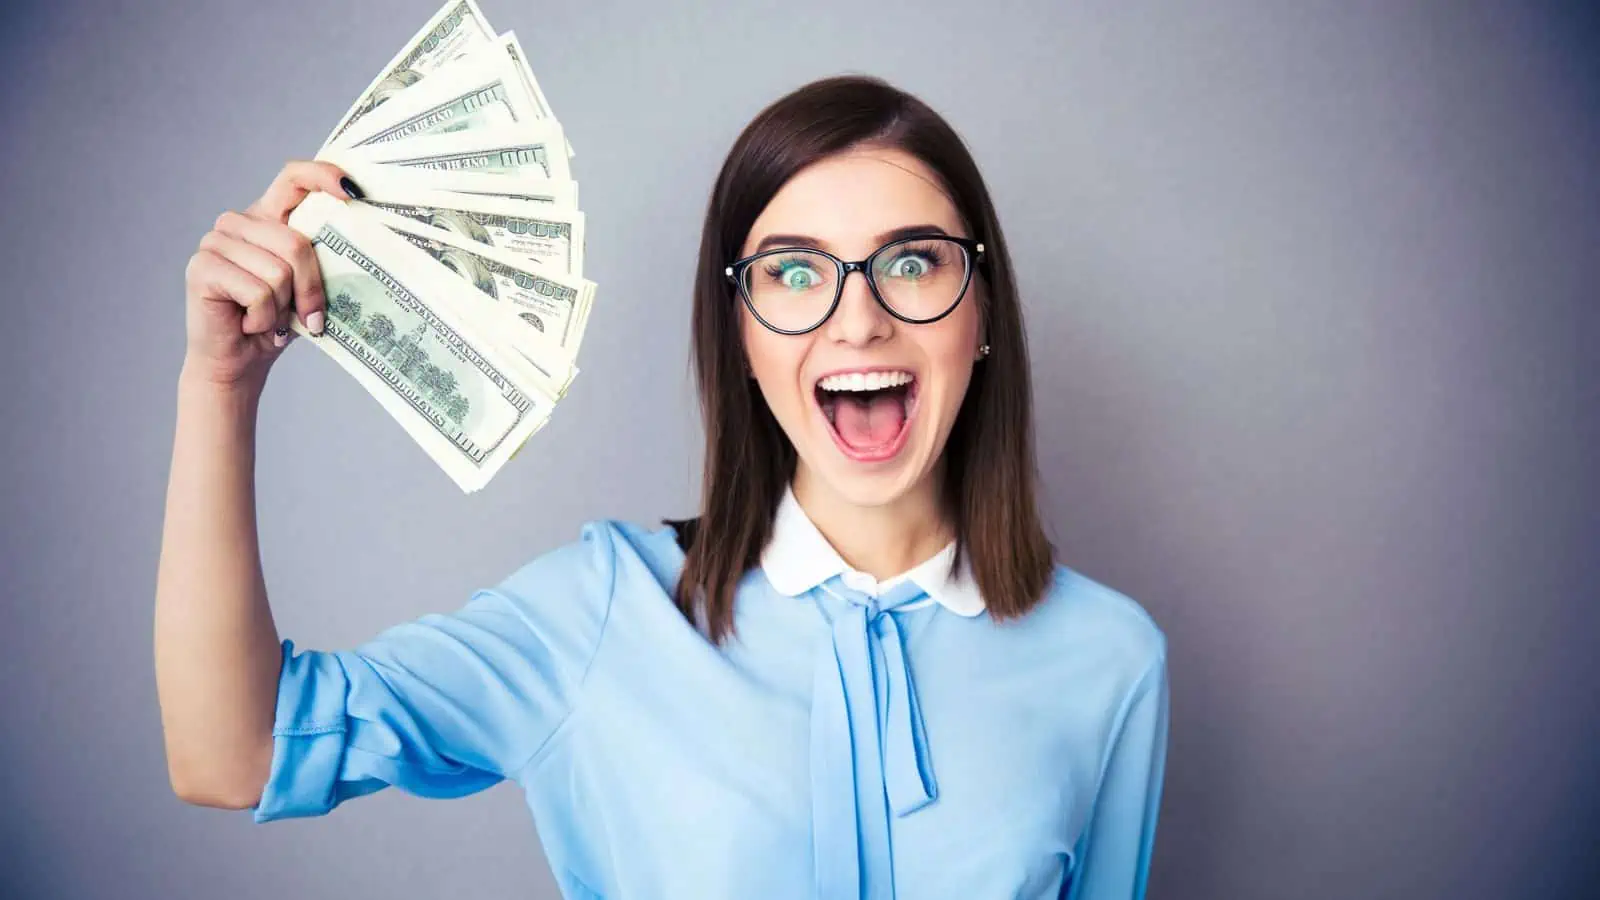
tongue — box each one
[833,392,906,449]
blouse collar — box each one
[760,486,986,617]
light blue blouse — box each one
[251,514,1169,899]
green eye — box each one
[763,257,824,291]
[783,266,816,289]
[885,254,932,280]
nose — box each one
[824,267,893,347]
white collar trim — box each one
[760,487,986,617]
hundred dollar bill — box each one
[320,152,577,206]
[352,208,581,398]
[333,37,544,151]
[332,121,571,183]
[286,192,555,493]
[320,0,498,151]
[500,30,574,158]
[367,206,595,363]
[357,187,586,278]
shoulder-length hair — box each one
[669,74,1053,645]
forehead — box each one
[741,146,965,257]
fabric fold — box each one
[809,578,940,900]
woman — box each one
[155,75,1169,899]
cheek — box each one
[741,309,808,411]
[738,307,761,369]
[962,283,987,345]
[930,298,984,378]
[912,306,983,430]
[740,307,779,377]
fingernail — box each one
[307,310,326,336]
[339,176,365,201]
[273,329,288,349]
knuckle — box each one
[251,282,276,310]
[214,210,238,232]
[283,161,314,187]
[184,251,208,283]
[270,263,294,296]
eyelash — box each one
[763,261,797,277]
[761,258,818,282]
[757,245,950,282]
[892,245,948,270]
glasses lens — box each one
[742,249,837,332]
[871,238,972,321]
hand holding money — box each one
[182,162,360,389]
[205,0,594,492]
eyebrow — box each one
[752,223,952,255]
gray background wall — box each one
[1,0,1595,897]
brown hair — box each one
[669,74,1053,644]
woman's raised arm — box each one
[153,161,355,807]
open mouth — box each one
[814,370,919,463]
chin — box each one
[807,461,929,509]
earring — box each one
[977,344,991,359]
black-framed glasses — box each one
[725,235,985,335]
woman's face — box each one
[738,145,985,509]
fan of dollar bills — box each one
[285,0,593,493]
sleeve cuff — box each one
[250,639,352,823]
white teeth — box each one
[817,370,914,392]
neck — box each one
[790,463,954,581]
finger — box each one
[245,160,363,224]
[213,211,327,334]
[201,221,293,315]
[190,249,281,336]
[271,306,299,351]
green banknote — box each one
[321,0,498,151]
[336,41,543,150]
[286,193,555,492]
[370,206,594,362]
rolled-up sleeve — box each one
[250,522,618,824]
[1066,645,1171,899]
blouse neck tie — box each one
[810,576,939,900]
